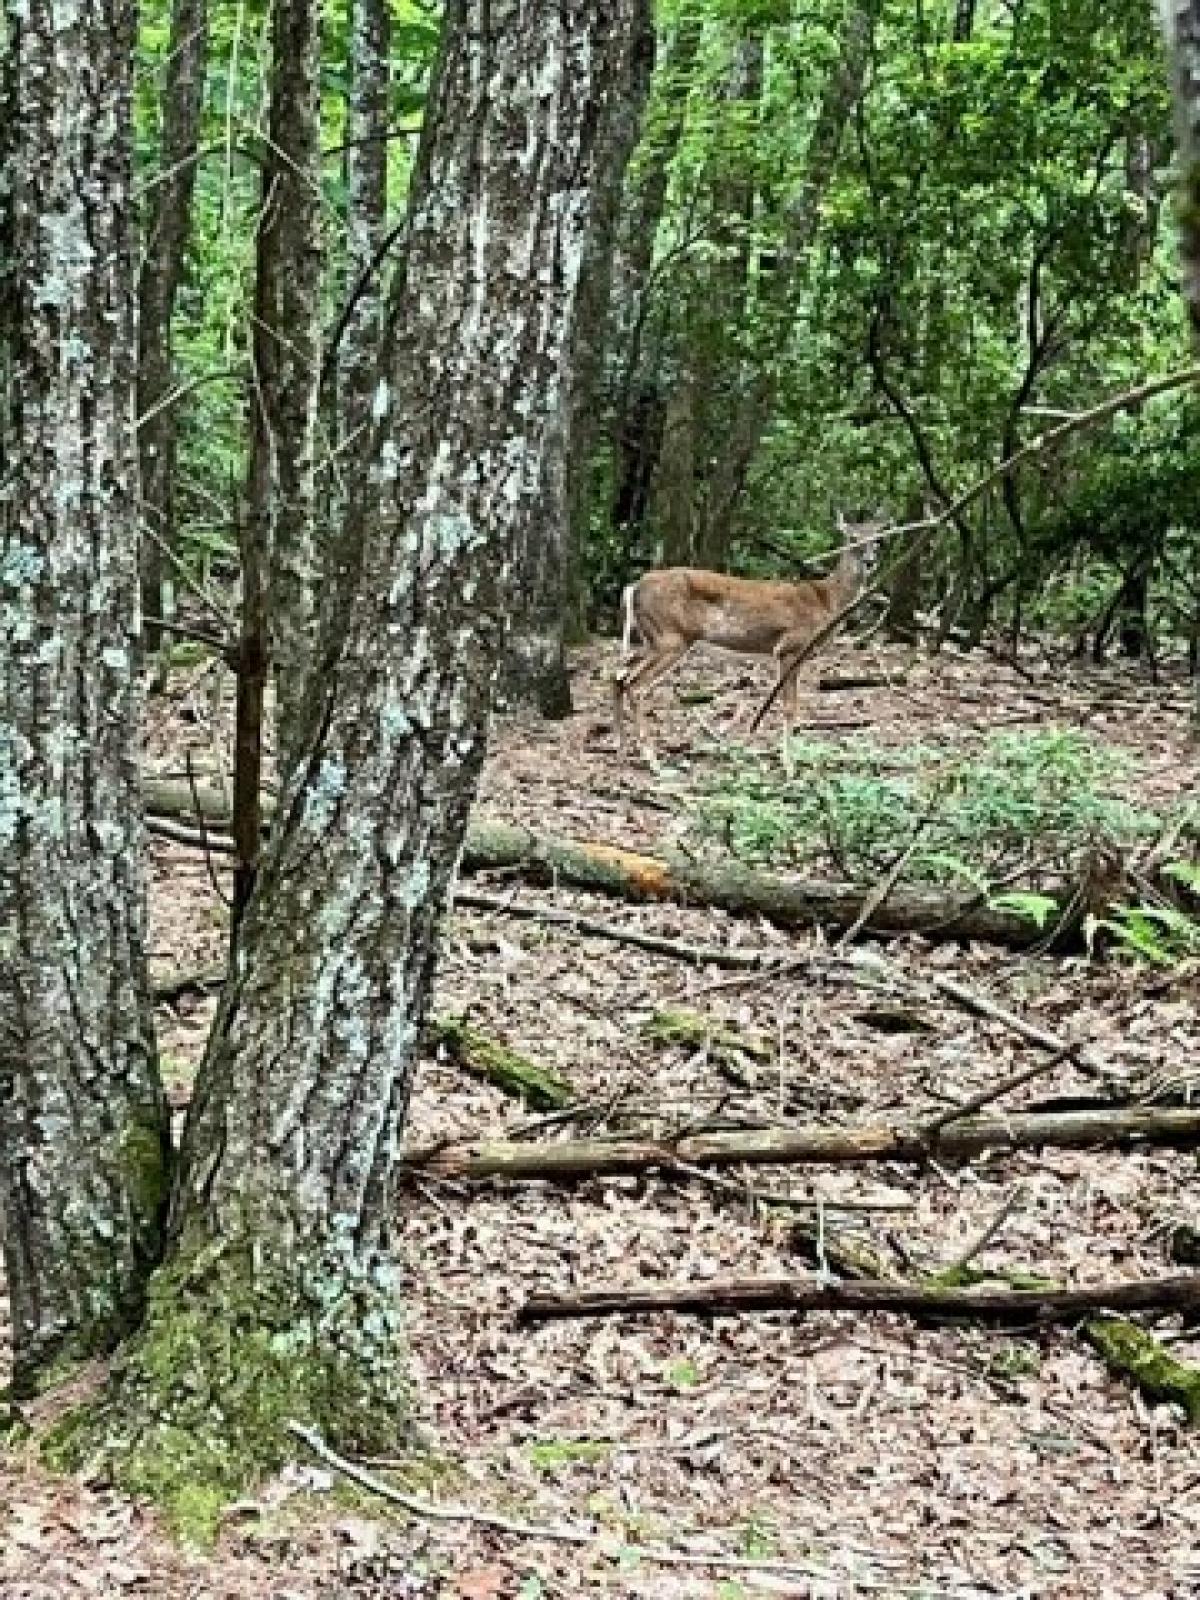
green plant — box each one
[690,729,1161,890]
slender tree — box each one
[1156,0,1200,724]
[497,6,654,715]
[0,0,171,1392]
[251,0,324,774]
[231,0,323,921]
[66,0,653,1522]
[137,0,209,658]
[337,0,392,464]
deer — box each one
[612,514,883,753]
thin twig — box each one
[454,888,777,969]
[938,1184,1028,1278]
[286,1422,857,1584]
[146,815,237,854]
[187,749,232,908]
[920,1046,1076,1138]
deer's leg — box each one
[774,645,805,732]
[617,640,690,753]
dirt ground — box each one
[3,635,1200,1599]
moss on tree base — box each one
[44,1226,408,1545]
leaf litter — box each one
[2,639,1200,1597]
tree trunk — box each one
[1157,1,1200,729]
[336,0,391,464]
[255,0,324,774]
[653,370,699,563]
[231,0,323,917]
[0,0,171,1394]
[497,4,653,716]
[693,0,881,551]
[136,0,208,659]
[64,0,653,1527]
[606,21,701,576]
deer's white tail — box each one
[620,583,638,657]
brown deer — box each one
[612,515,882,752]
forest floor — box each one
[3,635,1200,1598]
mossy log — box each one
[403,1105,1200,1183]
[458,821,1057,949]
[518,1272,1200,1327]
[425,1015,574,1110]
[642,1008,773,1086]
[140,782,1064,949]
[1084,1316,1200,1421]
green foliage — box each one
[1085,894,1200,966]
[134,0,437,576]
[599,0,1198,648]
[690,728,1159,886]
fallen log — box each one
[403,1105,1200,1182]
[518,1271,1200,1326]
[426,1015,575,1111]
[1084,1317,1200,1421]
[458,821,1060,949]
[139,783,1067,948]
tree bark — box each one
[496,3,654,716]
[136,0,208,658]
[69,0,653,1523]
[231,0,323,916]
[1156,1,1200,727]
[336,0,391,464]
[0,0,171,1393]
[405,1106,1200,1184]
[254,0,324,774]
[519,1271,1200,1326]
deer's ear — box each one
[835,510,847,533]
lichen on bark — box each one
[40,0,654,1525]
[0,0,171,1392]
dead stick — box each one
[518,1271,1200,1326]
[146,815,237,854]
[453,889,775,970]
[287,1423,847,1583]
[937,1185,1028,1280]
[920,1046,1076,1137]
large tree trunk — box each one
[497,4,654,716]
[136,0,208,658]
[0,0,171,1394]
[67,0,652,1525]
[256,0,324,774]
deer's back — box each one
[633,567,838,653]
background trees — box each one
[124,0,1198,678]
